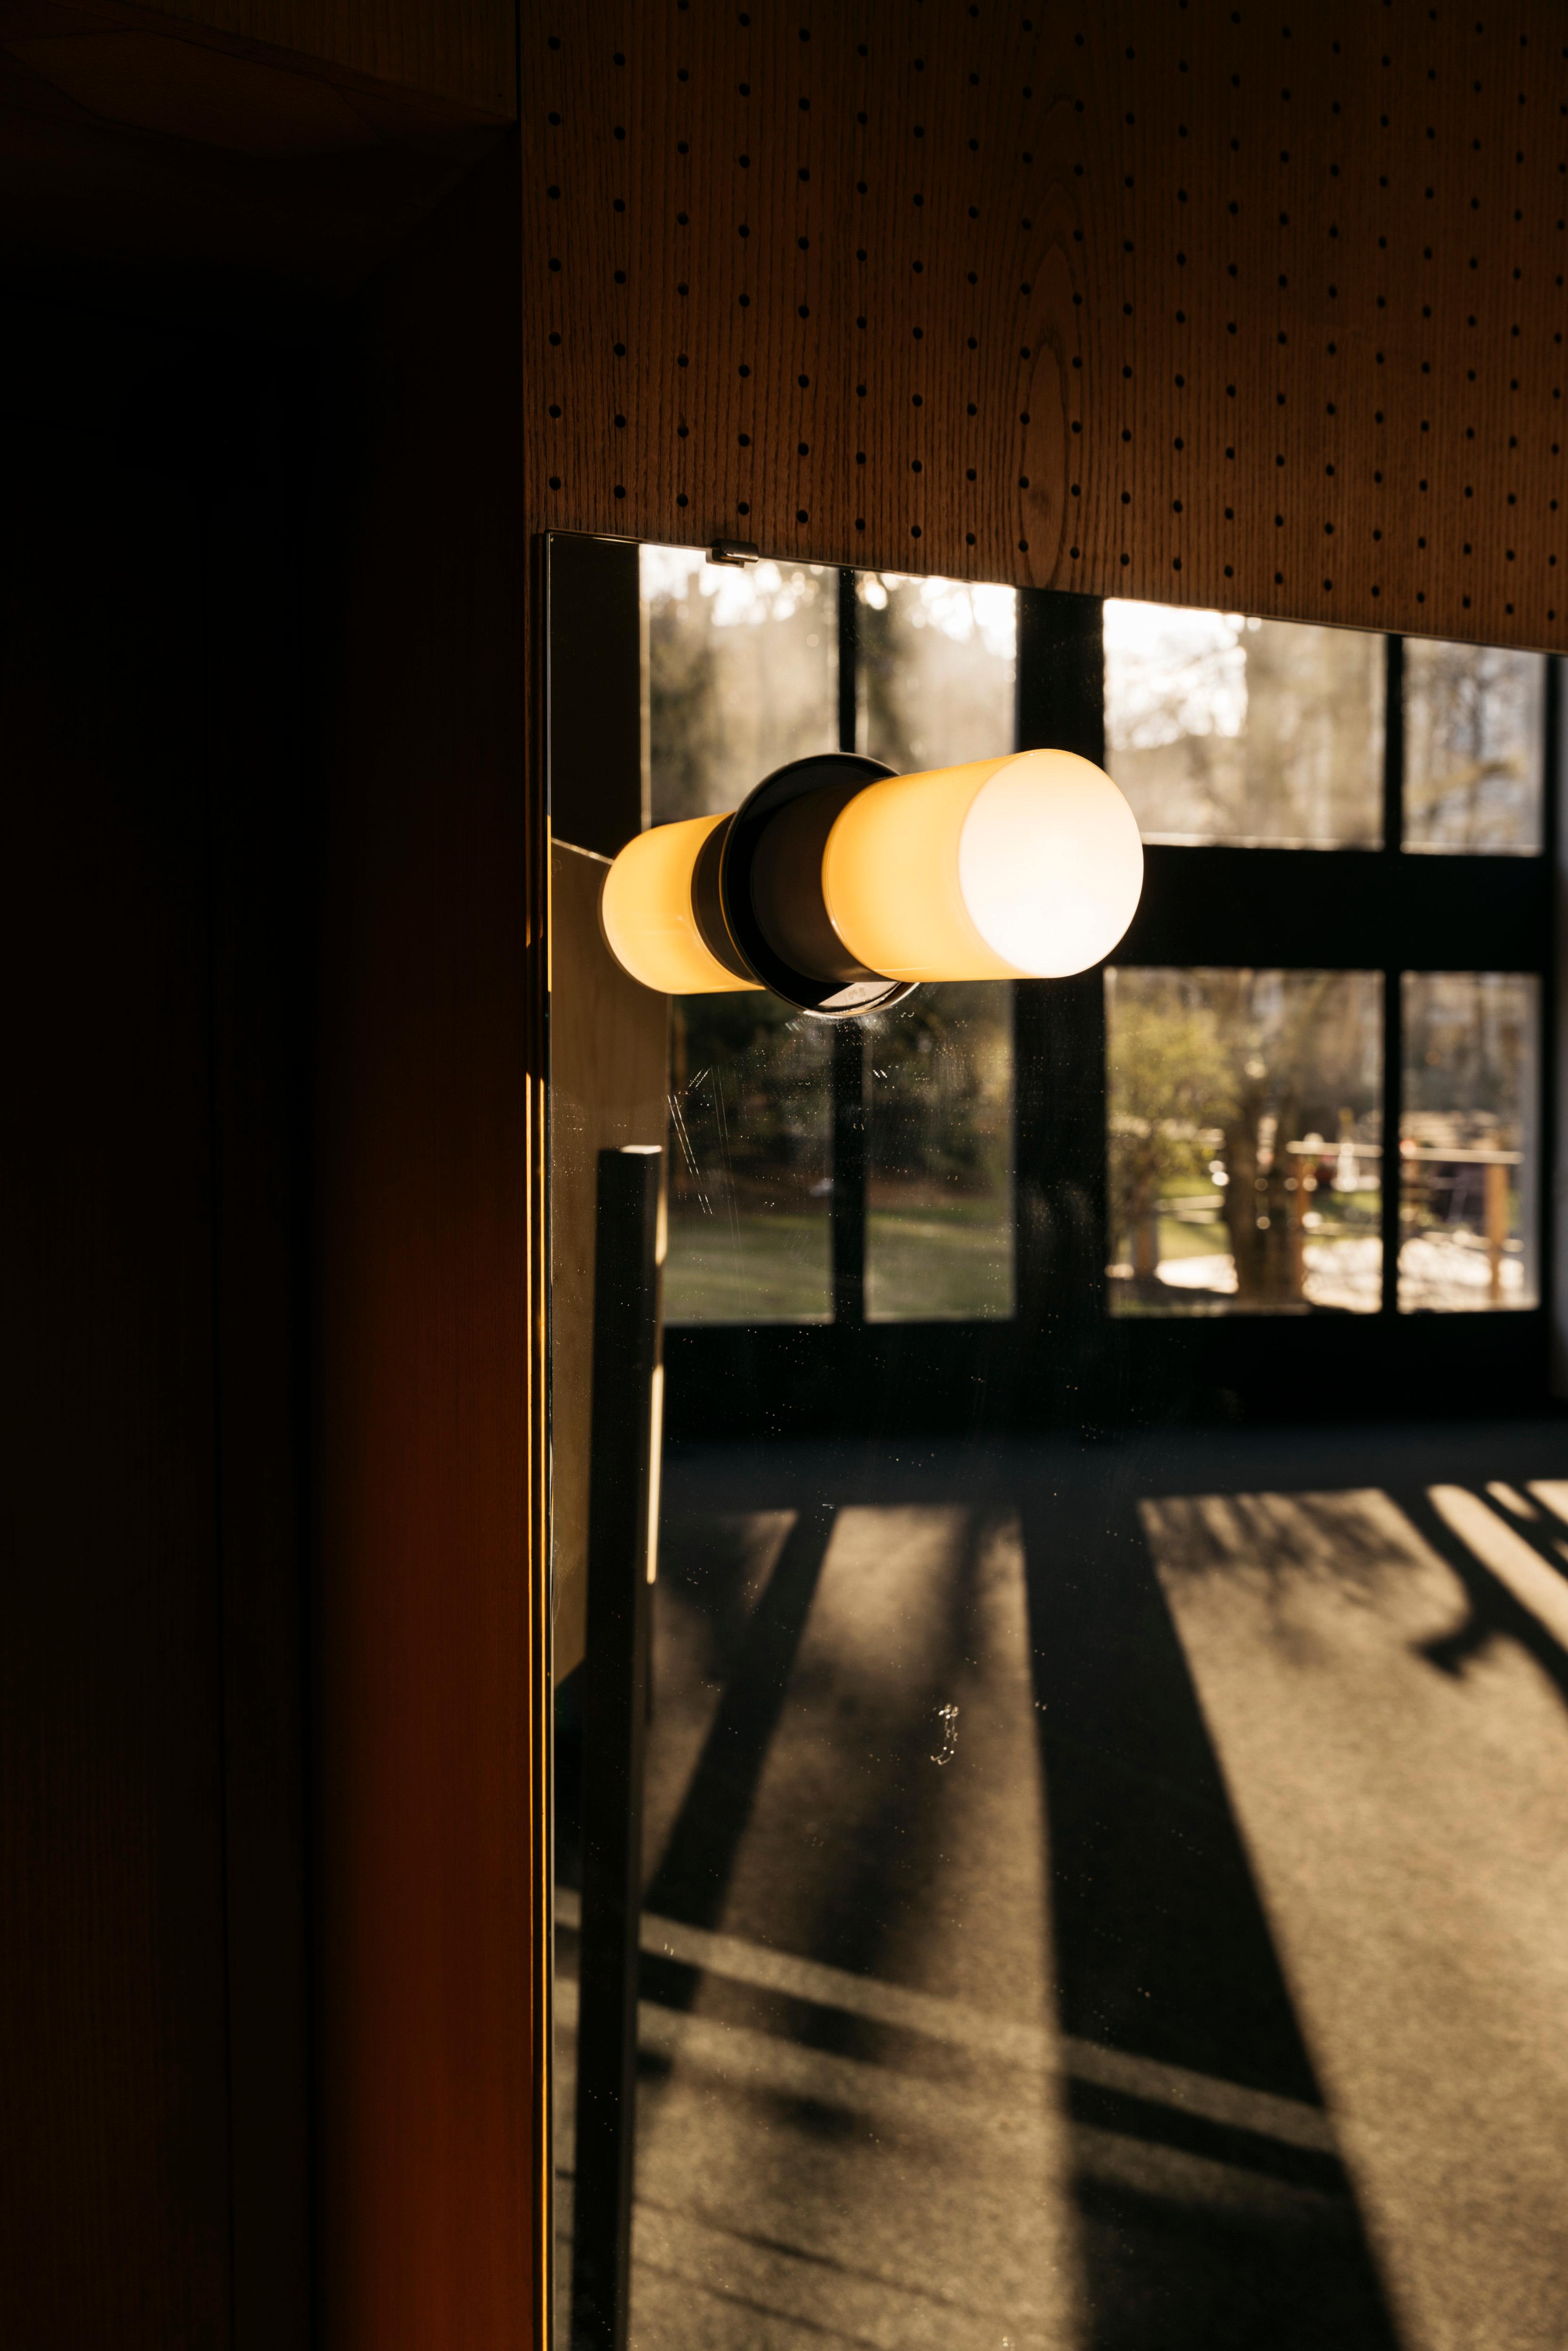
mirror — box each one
[548,533,1560,2351]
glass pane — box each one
[1399,972,1539,1310]
[664,994,832,1324]
[1403,639,1546,854]
[642,544,836,821]
[1107,967,1383,1315]
[865,983,1014,1321]
[1104,603,1385,847]
[859,573,1016,770]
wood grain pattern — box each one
[312,141,548,2351]
[522,0,1568,652]
[550,841,670,1683]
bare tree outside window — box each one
[1104,603,1385,847]
[858,574,1017,772]
[1107,968,1384,1314]
[1403,640,1544,854]
[641,545,836,823]
[1400,972,1539,1309]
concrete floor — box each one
[556,1420,1568,2351]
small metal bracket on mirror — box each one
[708,538,760,566]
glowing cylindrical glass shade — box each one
[821,749,1143,981]
[598,814,761,995]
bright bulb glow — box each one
[598,814,761,995]
[822,749,1142,982]
[958,751,1144,977]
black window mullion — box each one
[1014,590,1107,1407]
[1384,637,1405,855]
[1381,637,1405,1314]
[831,569,867,1325]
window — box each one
[633,544,1556,1426]
[1107,968,1383,1314]
[1402,640,1545,855]
[1104,603,1385,848]
[1400,971,1539,1310]
[649,556,1019,1329]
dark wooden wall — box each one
[0,317,312,2347]
[311,142,547,2351]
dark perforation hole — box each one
[738,501,750,514]
[614,484,626,498]
[911,525,922,538]
[549,475,561,489]
[676,493,689,508]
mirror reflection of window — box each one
[641,544,837,822]
[1399,972,1539,1310]
[1402,640,1546,854]
[664,996,833,1325]
[866,982,1015,1322]
[1105,968,1384,1316]
[856,576,1018,1323]
[1103,602,1386,847]
[858,572,1017,770]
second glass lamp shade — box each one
[600,749,1143,1017]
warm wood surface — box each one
[313,141,547,2351]
[523,0,1568,652]
[550,842,670,1682]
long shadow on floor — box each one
[643,1499,837,1950]
[1021,1483,1401,2351]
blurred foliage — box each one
[670,994,829,1202]
[866,984,1011,1193]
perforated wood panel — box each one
[522,0,1568,650]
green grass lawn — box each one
[866,1204,1012,1319]
[664,1200,1012,1323]
[665,1210,831,1323]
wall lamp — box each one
[600,749,1143,1017]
